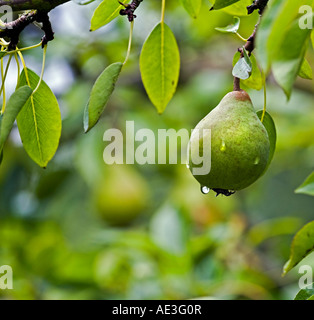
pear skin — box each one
[188,90,270,191]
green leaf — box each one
[0,86,32,151]
[17,69,62,168]
[215,16,240,33]
[140,23,180,114]
[298,58,313,80]
[257,110,276,173]
[232,48,252,80]
[90,0,126,31]
[272,17,312,99]
[256,0,313,72]
[211,0,240,10]
[84,62,123,133]
[295,285,314,300]
[283,221,314,276]
[180,0,202,19]
[295,172,314,196]
[221,0,252,16]
[248,217,302,246]
[150,205,188,255]
[233,52,263,90]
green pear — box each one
[188,90,270,193]
[93,165,149,226]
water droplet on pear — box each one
[201,186,210,194]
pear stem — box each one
[232,14,261,92]
[233,77,241,91]
[232,0,269,92]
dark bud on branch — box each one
[119,0,143,22]
[247,0,269,15]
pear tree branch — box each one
[0,0,71,49]
[247,0,269,15]
[0,0,70,12]
[233,0,269,91]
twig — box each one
[0,10,54,50]
[119,0,143,22]
[233,1,269,91]
[36,12,55,47]
[247,0,269,15]
[0,0,70,12]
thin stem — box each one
[14,52,20,89]
[33,45,47,94]
[235,33,248,42]
[17,49,30,86]
[0,54,13,113]
[161,0,166,23]
[261,70,267,122]
[123,21,134,65]
[0,42,42,57]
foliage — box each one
[295,172,314,196]
[283,221,314,276]
[0,0,313,300]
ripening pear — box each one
[188,90,270,193]
[93,165,149,226]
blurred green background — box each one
[0,0,314,300]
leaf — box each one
[0,86,32,151]
[283,221,314,276]
[180,0,202,19]
[140,23,180,114]
[298,58,313,80]
[17,69,62,168]
[256,0,312,72]
[150,205,188,255]
[90,0,126,31]
[215,16,240,33]
[84,62,123,132]
[272,17,312,99]
[256,110,276,173]
[233,52,263,90]
[210,0,240,10]
[295,285,314,300]
[232,48,252,80]
[248,217,301,246]
[295,172,314,196]
[221,0,252,16]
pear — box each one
[93,165,149,226]
[188,90,270,193]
